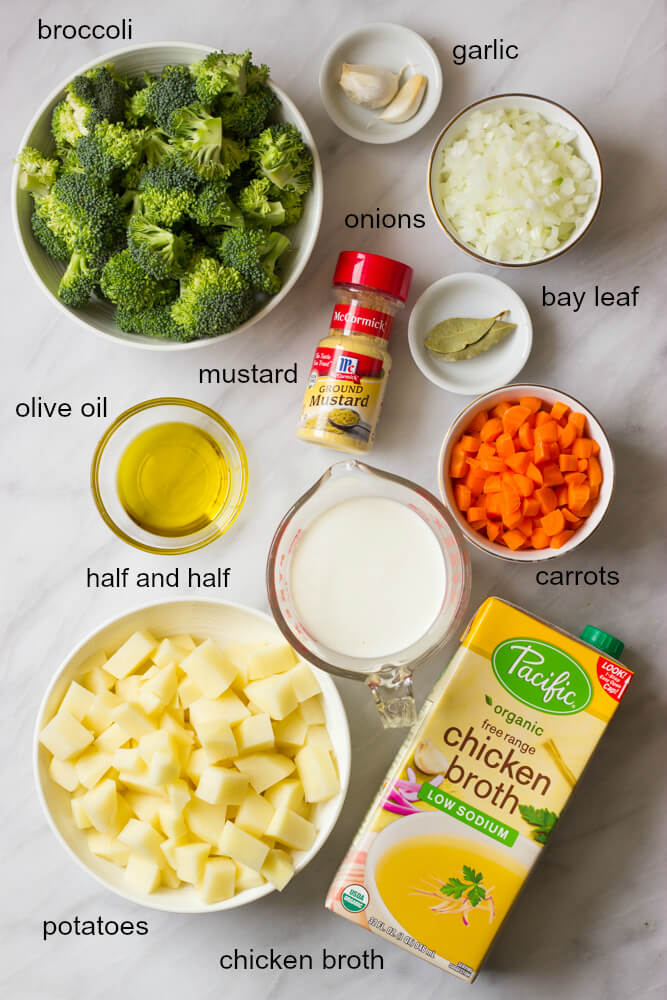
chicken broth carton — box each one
[326,598,632,982]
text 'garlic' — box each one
[378,74,427,123]
[338,64,401,109]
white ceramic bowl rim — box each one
[12,41,323,351]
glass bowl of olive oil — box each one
[91,398,248,554]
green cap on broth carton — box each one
[580,625,624,659]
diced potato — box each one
[235,789,274,838]
[168,780,191,813]
[81,663,115,695]
[144,663,179,704]
[266,807,316,851]
[162,866,181,889]
[224,641,266,688]
[147,749,180,786]
[273,710,307,755]
[111,703,155,740]
[264,778,308,817]
[177,677,202,709]
[261,848,295,890]
[138,730,177,765]
[83,691,122,734]
[196,766,249,806]
[190,692,249,729]
[173,842,209,884]
[235,863,265,892]
[219,821,269,872]
[295,746,340,803]
[285,663,321,702]
[76,750,113,789]
[160,835,188,869]
[49,757,79,792]
[234,752,295,794]
[185,800,228,844]
[60,681,96,722]
[298,695,326,726]
[71,796,92,829]
[247,643,297,680]
[94,722,129,754]
[185,747,208,785]
[118,764,168,796]
[79,648,109,673]
[87,832,130,867]
[105,631,157,680]
[40,710,94,761]
[234,713,274,755]
[115,676,142,703]
[136,688,163,716]
[158,802,187,839]
[125,855,161,894]
[199,721,238,766]
[112,747,141,772]
[125,792,164,828]
[180,640,237,699]
[158,713,194,755]
[306,725,333,752]
[199,857,236,903]
[81,779,118,833]
[118,818,164,864]
[244,675,298,721]
[153,636,194,668]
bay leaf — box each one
[425,311,508,355]
[436,320,516,362]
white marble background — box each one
[1,0,665,997]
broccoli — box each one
[138,157,200,226]
[100,249,177,309]
[65,64,129,133]
[171,257,254,338]
[249,123,313,194]
[237,177,286,228]
[142,127,172,168]
[115,303,188,341]
[270,184,303,226]
[52,100,86,150]
[143,65,198,131]
[217,227,289,294]
[191,49,253,103]
[218,85,279,139]
[168,104,248,180]
[60,147,85,175]
[16,147,59,197]
[58,250,101,308]
[31,210,70,261]
[76,122,146,181]
[125,75,153,125]
[127,215,192,279]
[190,179,244,229]
[37,172,125,258]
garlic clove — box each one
[378,74,427,123]
[413,739,448,775]
[338,63,401,110]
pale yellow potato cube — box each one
[235,863,265,892]
[80,779,118,833]
[243,676,298,721]
[125,855,161,894]
[273,710,307,755]
[185,747,208,785]
[81,663,115,695]
[147,749,180,786]
[144,663,179,704]
[191,714,236,750]
[233,752,295,794]
[136,688,163,717]
[142,665,159,681]
[111,703,155,740]
[200,724,238,766]
[162,866,181,889]
[218,821,269,872]
[299,695,326,726]
[185,800,228,844]
[295,746,339,803]
[79,648,109,674]
[60,681,95,722]
[190,692,249,729]
[261,848,295,890]
[247,643,297,681]
[105,631,158,680]
[225,641,266,688]
[137,730,177,765]
[40,710,94,761]
[168,780,191,813]
[177,676,202,709]
[160,835,188,869]
[112,747,141,772]
[234,713,275,755]
[75,750,113,789]
[153,637,193,668]
[115,676,142,703]
[87,832,130,867]
[264,778,308,816]
[118,764,166,796]
[305,725,333,752]
[266,807,316,851]
[71,796,92,829]
[158,713,195,757]
[118,818,164,864]
[199,857,236,903]
[196,766,248,806]
[180,640,237,699]
[285,663,321,702]
[235,789,274,838]
[83,691,122,734]
[174,842,209,884]
[158,803,187,839]
[125,791,164,828]
[94,722,129,754]
[110,795,134,838]
[49,757,79,792]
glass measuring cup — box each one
[266,461,471,727]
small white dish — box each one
[408,273,532,395]
[319,23,442,144]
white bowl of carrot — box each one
[438,384,614,561]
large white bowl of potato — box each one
[34,599,350,912]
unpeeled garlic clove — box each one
[378,73,427,123]
[338,63,402,109]
[413,739,448,775]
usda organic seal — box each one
[341,883,369,913]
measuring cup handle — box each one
[366,668,417,728]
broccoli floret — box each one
[269,184,303,226]
[115,303,188,340]
[190,179,244,229]
[127,216,192,279]
[217,227,289,294]
[168,104,248,180]
[60,147,85,175]
[249,123,313,194]
[16,147,59,197]
[125,75,153,125]
[138,156,200,226]
[218,85,279,139]
[76,122,146,181]
[237,177,286,228]
[66,64,129,133]
[171,257,254,338]
[58,250,101,308]
[100,249,177,309]
[52,100,86,149]
[142,127,172,168]
[38,172,124,257]
[143,65,198,131]
[31,209,70,261]
[191,49,253,103]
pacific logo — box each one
[491,639,593,715]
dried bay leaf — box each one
[436,320,516,362]
[425,311,507,355]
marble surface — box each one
[1,0,665,997]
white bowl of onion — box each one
[428,94,602,266]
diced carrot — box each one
[522,497,540,518]
[514,474,535,497]
[577,499,597,517]
[468,410,489,434]
[496,433,515,460]
[502,472,521,501]
[491,401,513,419]
[559,454,578,472]
[480,418,503,443]
[588,456,602,487]
[536,486,558,514]
[487,521,502,543]
[569,483,591,511]
[550,530,575,549]
[506,451,531,474]
[519,396,542,414]
[502,507,524,530]
[518,422,534,450]
[465,468,487,495]
[469,518,487,531]
[535,420,559,443]
[551,401,570,423]
[518,517,534,537]
[454,484,472,511]
[531,528,550,549]
[577,459,588,472]
[504,529,526,551]
[564,472,586,486]
[477,442,496,462]
[485,493,503,518]
[562,508,582,525]
[558,422,577,449]
[556,485,569,506]
[502,405,532,437]
[542,463,565,487]
[541,509,566,536]
[548,442,561,462]
[468,506,487,523]
[569,412,587,435]
[501,488,521,518]
[460,434,481,453]
[534,439,551,464]
[526,462,543,486]
[480,455,506,473]
[590,440,600,455]
[450,446,468,478]
[483,474,503,494]
[572,438,594,459]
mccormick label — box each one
[329,303,394,340]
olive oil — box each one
[117,422,230,537]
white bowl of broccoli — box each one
[12,42,323,349]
